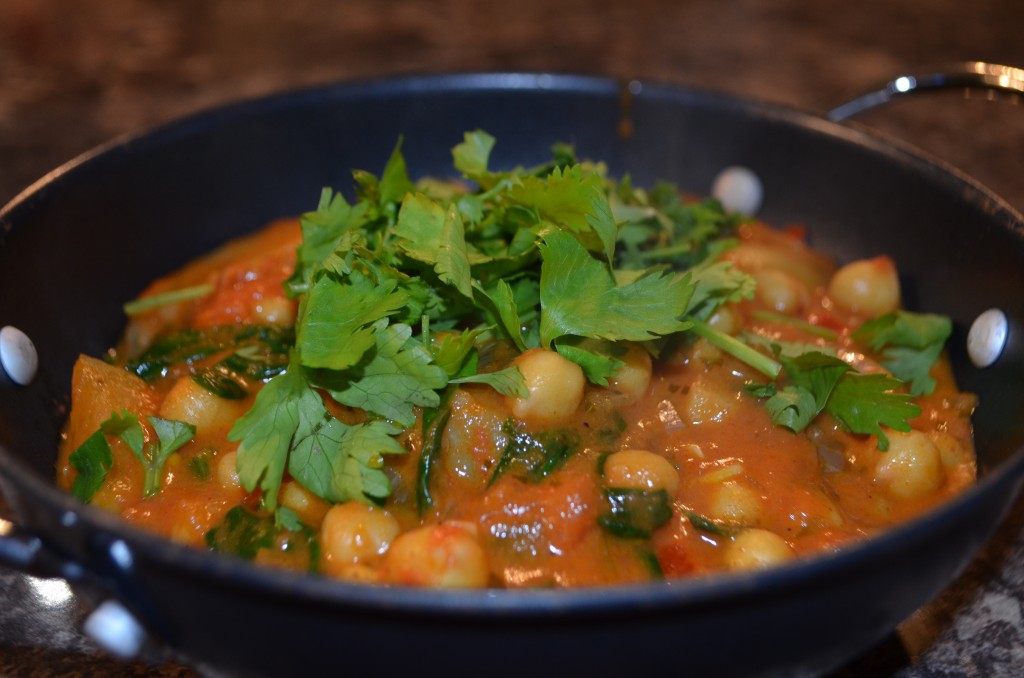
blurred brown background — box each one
[1,1,1023,676]
[1,0,1022,208]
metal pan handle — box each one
[827,62,1022,370]
[827,61,1024,122]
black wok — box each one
[2,72,1023,677]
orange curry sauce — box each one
[58,218,976,587]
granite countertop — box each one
[2,1,1023,675]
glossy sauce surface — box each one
[58,217,976,587]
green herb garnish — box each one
[206,506,320,571]
[69,409,195,500]
[123,284,214,315]
[853,310,952,396]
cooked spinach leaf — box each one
[205,505,320,572]
[598,488,673,539]
[488,422,578,486]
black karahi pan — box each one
[2,70,1024,677]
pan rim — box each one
[1,70,1023,617]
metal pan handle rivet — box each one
[711,166,763,216]
[0,325,38,386]
[967,308,1008,368]
[82,599,147,659]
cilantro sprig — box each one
[746,350,920,450]
[223,129,950,512]
[744,310,950,449]
[231,131,751,510]
[69,409,195,501]
[853,310,952,397]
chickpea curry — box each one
[58,132,976,588]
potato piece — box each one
[58,355,161,487]
[158,376,250,438]
[681,378,736,425]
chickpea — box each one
[506,348,585,427]
[705,305,743,336]
[158,376,250,437]
[252,296,296,326]
[217,450,241,489]
[329,563,382,584]
[725,529,796,572]
[782,488,843,532]
[607,344,653,403]
[690,337,724,365]
[827,256,900,317]
[755,269,806,315]
[708,480,763,526]
[320,502,400,572]
[603,449,679,495]
[874,430,945,499]
[929,431,977,491]
[929,431,974,472]
[280,481,331,526]
[383,521,489,589]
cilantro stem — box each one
[123,284,215,315]
[690,319,782,379]
[635,242,695,260]
[143,461,162,498]
[750,310,838,340]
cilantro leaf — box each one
[69,430,114,503]
[764,385,820,432]
[878,344,946,397]
[326,321,448,427]
[429,328,486,377]
[142,417,196,497]
[231,351,411,508]
[101,409,145,455]
[378,138,416,206]
[745,347,920,449]
[507,165,618,262]
[296,270,408,370]
[782,351,852,411]
[450,365,528,398]
[538,229,694,345]
[452,129,495,176]
[825,373,920,450]
[553,337,626,386]
[854,310,952,351]
[477,279,529,351]
[287,395,405,504]
[229,363,306,509]
[853,310,952,396]
[393,194,474,299]
[685,261,756,320]
[286,188,370,295]
[69,410,194,501]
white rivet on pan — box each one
[967,308,1008,368]
[83,600,147,659]
[712,166,763,215]
[0,325,38,386]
